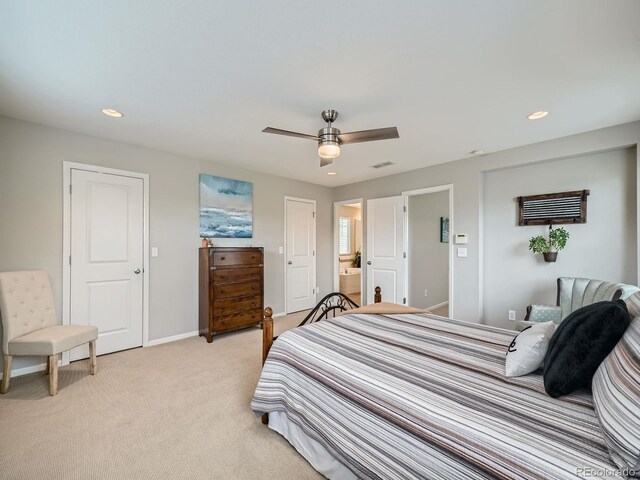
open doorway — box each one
[404,186,453,317]
[334,199,363,306]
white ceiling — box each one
[1,1,639,186]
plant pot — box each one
[543,252,558,263]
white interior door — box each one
[70,169,144,360]
[286,198,316,313]
[366,196,405,305]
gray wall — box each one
[0,116,333,372]
[483,148,637,328]
[408,191,449,309]
[333,120,640,323]
[2,115,640,375]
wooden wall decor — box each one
[517,189,589,226]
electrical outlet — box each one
[508,310,516,321]
[424,289,428,297]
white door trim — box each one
[333,198,363,295]
[62,161,150,366]
[402,184,454,318]
[284,196,317,314]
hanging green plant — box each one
[528,227,570,262]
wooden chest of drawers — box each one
[198,247,264,342]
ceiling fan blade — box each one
[262,127,319,141]
[320,157,333,167]
[338,127,399,145]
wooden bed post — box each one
[374,286,382,303]
[262,307,274,366]
[261,307,274,425]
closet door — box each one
[70,168,144,360]
[285,197,316,313]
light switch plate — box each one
[278,246,283,254]
[151,247,158,257]
[457,247,468,258]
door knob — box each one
[288,260,293,265]
[367,261,372,265]
[134,268,141,274]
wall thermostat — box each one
[454,234,468,244]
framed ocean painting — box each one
[199,174,253,238]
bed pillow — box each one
[543,300,630,398]
[505,322,555,377]
[592,316,640,477]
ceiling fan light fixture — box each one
[318,140,340,159]
[263,109,398,167]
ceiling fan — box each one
[262,109,399,167]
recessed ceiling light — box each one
[101,108,124,118]
[527,111,548,120]
[470,150,484,156]
[327,172,337,175]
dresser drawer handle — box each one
[219,275,226,280]
[220,256,226,260]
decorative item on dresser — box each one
[198,247,264,342]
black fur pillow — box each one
[543,300,630,398]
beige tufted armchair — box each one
[0,271,98,395]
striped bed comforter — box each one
[251,313,620,479]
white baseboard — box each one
[147,330,199,347]
[427,301,449,311]
[0,360,62,380]
[272,312,286,318]
[1,331,201,379]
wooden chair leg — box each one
[1,355,12,394]
[88,340,97,375]
[49,355,58,396]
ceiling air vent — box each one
[371,161,395,169]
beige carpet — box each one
[431,304,449,317]
[350,293,361,306]
[0,310,323,480]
